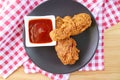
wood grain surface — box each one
[0,23,120,80]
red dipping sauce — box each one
[29,19,53,43]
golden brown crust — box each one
[49,25,71,41]
[55,38,80,65]
[50,13,92,41]
[56,16,64,29]
[50,16,75,41]
[49,13,92,65]
[72,13,92,35]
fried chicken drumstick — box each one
[49,13,92,65]
[49,13,92,41]
[55,38,80,65]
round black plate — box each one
[23,0,99,74]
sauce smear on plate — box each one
[29,19,53,43]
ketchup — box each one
[29,19,53,43]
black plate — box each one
[23,0,99,74]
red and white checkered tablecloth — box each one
[0,0,120,80]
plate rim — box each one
[23,0,99,74]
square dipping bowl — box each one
[24,15,56,47]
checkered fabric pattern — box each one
[77,0,120,71]
[23,59,69,80]
[0,0,46,78]
[0,0,120,80]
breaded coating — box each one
[63,16,76,31]
[50,16,75,41]
[49,13,92,65]
[56,16,63,29]
[49,26,71,41]
[72,13,92,35]
[55,38,80,65]
[50,13,92,41]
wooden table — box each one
[0,23,120,80]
